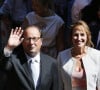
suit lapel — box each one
[36,53,46,90]
[17,50,48,89]
[17,49,35,88]
[36,53,47,89]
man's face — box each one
[22,26,42,56]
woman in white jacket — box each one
[58,20,100,90]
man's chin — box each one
[27,50,37,56]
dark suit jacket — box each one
[0,48,62,90]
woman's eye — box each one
[81,33,85,36]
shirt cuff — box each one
[4,47,13,57]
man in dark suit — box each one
[0,24,63,90]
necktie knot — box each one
[30,59,39,64]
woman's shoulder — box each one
[87,47,100,59]
[57,48,73,65]
[87,47,100,66]
[59,48,72,55]
[87,47,100,54]
[58,48,72,59]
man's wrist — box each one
[4,47,13,57]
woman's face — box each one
[32,0,46,16]
[72,25,87,48]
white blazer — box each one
[58,47,100,90]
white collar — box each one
[26,53,40,64]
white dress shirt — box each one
[26,53,40,89]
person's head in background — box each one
[32,0,54,16]
[22,24,43,57]
[71,20,94,49]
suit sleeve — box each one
[57,54,64,90]
[51,59,64,90]
[52,61,59,90]
[0,50,12,71]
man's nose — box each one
[29,39,35,44]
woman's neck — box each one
[71,46,86,59]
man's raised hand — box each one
[6,27,24,50]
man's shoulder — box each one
[40,52,57,63]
